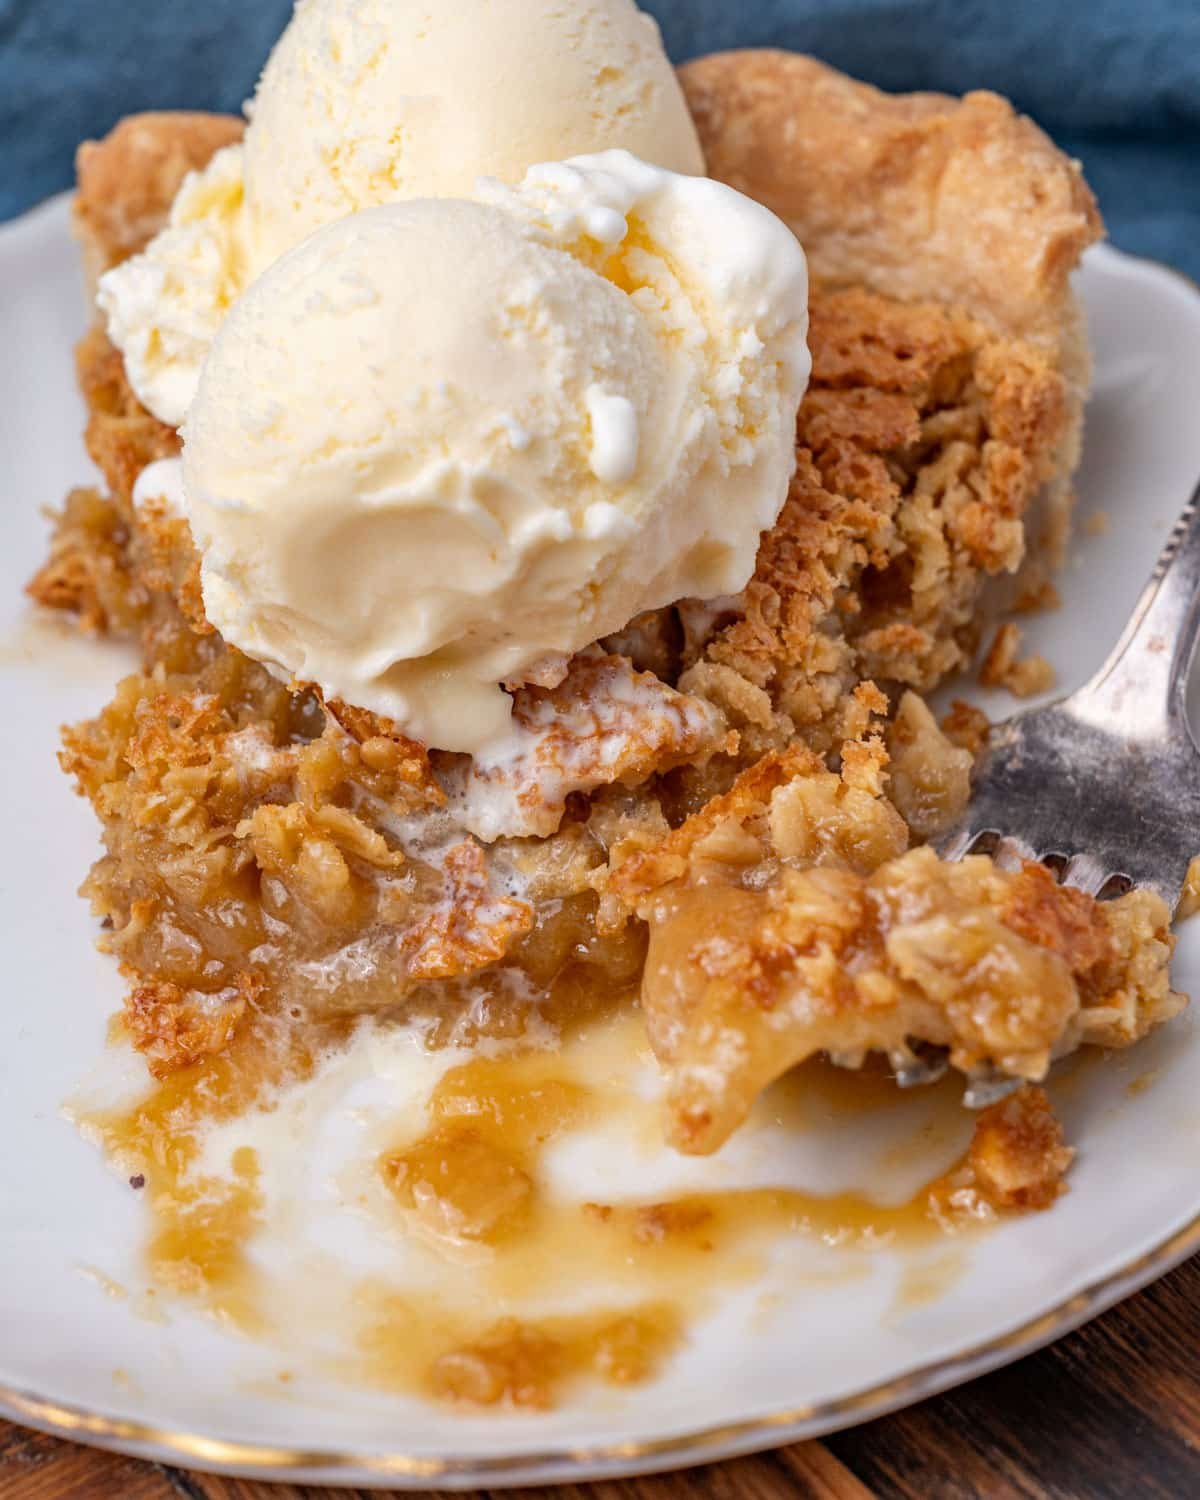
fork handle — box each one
[1071,476,1200,736]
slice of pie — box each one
[31,52,1180,1176]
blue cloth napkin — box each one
[2,1,1197,278]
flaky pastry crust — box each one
[680,51,1102,363]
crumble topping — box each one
[958,1086,1075,1213]
[625,753,1179,1154]
[979,621,1057,697]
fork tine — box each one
[962,1074,1025,1109]
[994,834,1035,872]
[945,830,1121,899]
[1061,850,1109,897]
[938,826,978,862]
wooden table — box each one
[3,1256,1197,1500]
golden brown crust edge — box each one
[73,111,244,297]
[680,50,1103,360]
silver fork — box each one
[937,476,1200,905]
[904,478,1200,1105]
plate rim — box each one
[3,196,1199,1486]
[4,1211,1199,1486]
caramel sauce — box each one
[379,1052,965,1277]
[78,999,982,1408]
[381,1053,597,1246]
[351,1023,982,1405]
[78,1008,352,1330]
[355,1287,681,1410]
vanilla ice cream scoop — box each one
[243,0,705,268]
[98,0,704,427]
[182,152,811,755]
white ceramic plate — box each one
[3,195,1200,1489]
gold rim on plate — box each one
[3,1211,1199,1482]
[2,200,1198,1483]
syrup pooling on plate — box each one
[77,1007,357,1331]
[74,995,1028,1409]
[355,1287,683,1411]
